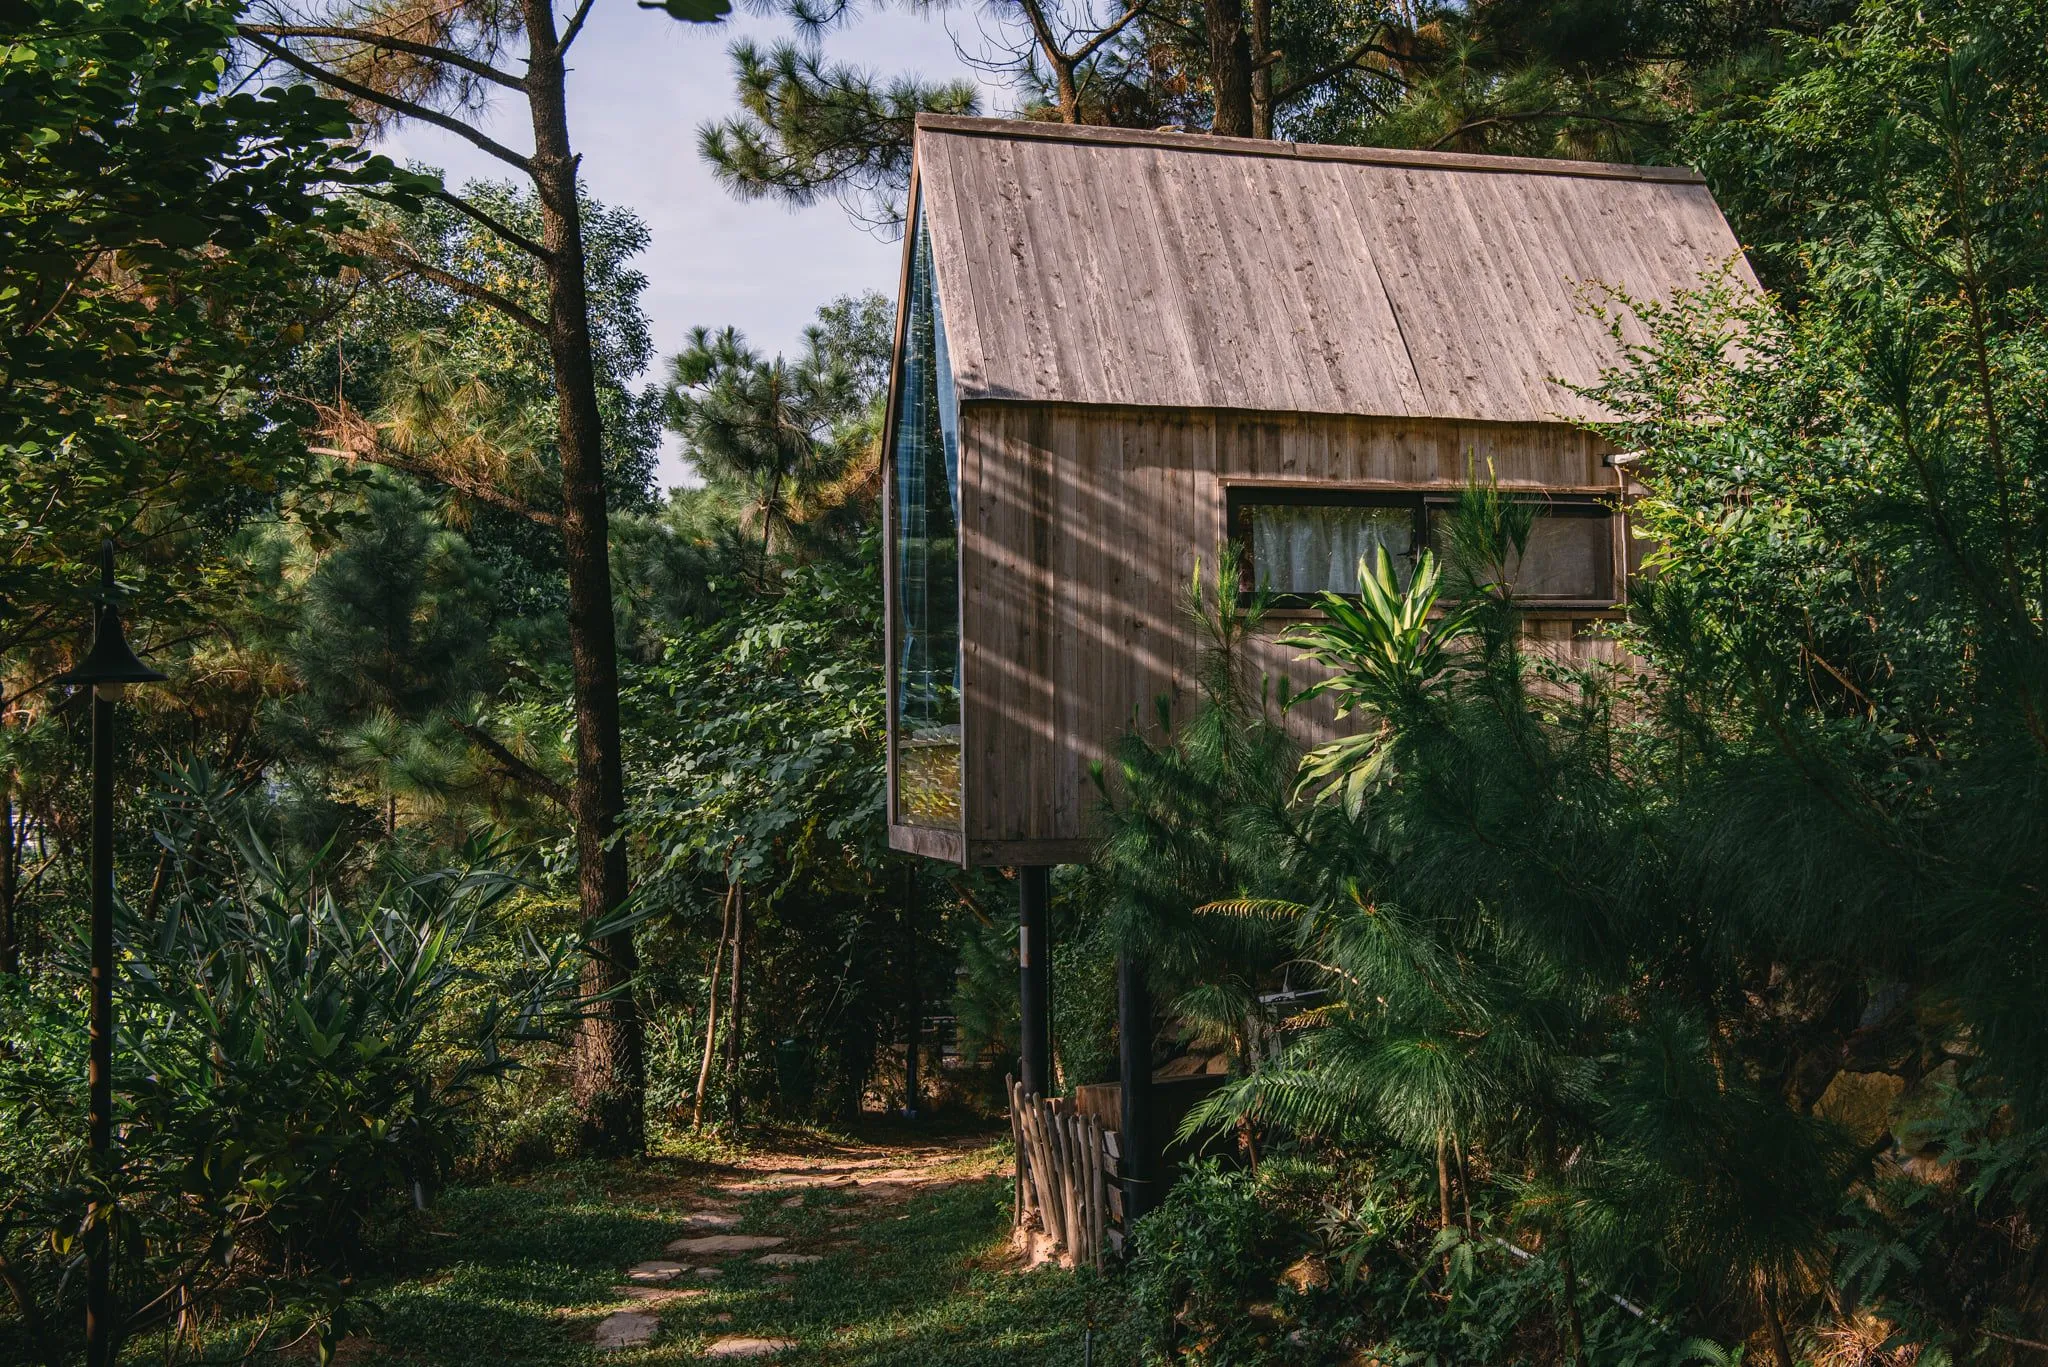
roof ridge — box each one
[911,113,1705,185]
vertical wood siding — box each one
[956,405,1627,858]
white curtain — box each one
[1250,504,1414,594]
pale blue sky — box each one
[375,3,1012,489]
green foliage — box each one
[0,762,591,1363]
[698,38,978,231]
[0,0,381,672]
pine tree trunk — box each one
[1250,0,1272,138]
[0,784,17,976]
[522,0,644,1157]
[1205,0,1255,136]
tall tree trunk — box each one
[1250,0,1273,138]
[0,783,16,976]
[1205,0,1255,136]
[725,882,746,1129]
[523,0,644,1157]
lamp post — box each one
[53,542,165,1367]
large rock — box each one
[666,1234,787,1255]
[702,1336,798,1359]
[1815,1070,1906,1146]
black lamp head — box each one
[52,542,167,690]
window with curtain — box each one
[1231,489,1616,604]
[890,202,963,828]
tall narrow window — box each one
[890,204,962,827]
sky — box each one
[374,3,1012,490]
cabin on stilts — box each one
[877,113,1753,1255]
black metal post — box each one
[86,687,113,1367]
[902,867,921,1119]
[1017,866,1052,1097]
[55,543,162,1367]
[1118,950,1156,1228]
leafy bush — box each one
[1127,1161,1297,1364]
[0,762,593,1364]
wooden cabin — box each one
[882,114,1751,870]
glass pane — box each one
[891,207,962,828]
[1426,505,1612,599]
[1249,503,1414,595]
[1513,513,1609,598]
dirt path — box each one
[595,1133,1007,1358]
[353,1124,1117,1365]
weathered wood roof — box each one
[913,115,1753,425]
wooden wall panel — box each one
[958,404,1629,860]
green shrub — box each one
[1127,1161,1295,1364]
[0,762,595,1365]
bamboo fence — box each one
[1007,1075,1122,1269]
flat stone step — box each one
[754,1252,823,1267]
[593,1311,657,1350]
[702,1337,798,1359]
[626,1260,687,1283]
[666,1234,786,1255]
[678,1210,743,1231]
[618,1285,707,1305]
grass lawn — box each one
[335,1128,1139,1366]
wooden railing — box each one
[1007,1076,1122,1269]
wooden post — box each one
[1017,866,1052,1097]
[1006,1075,1026,1231]
[1089,1116,1108,1270]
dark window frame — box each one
[1226,486,1618,609]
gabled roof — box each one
[912,115,1753,425]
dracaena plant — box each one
[0,759,606,1365]
[1283,547,1484,815]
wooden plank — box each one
[1007,1076,1026,1230]
[913,119,1745,422]
[888,822,964,864]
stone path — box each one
[589,1133,992,1360]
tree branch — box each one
[408,183,553,262]
[300,396,563,528]
[1068,0,1150,67]
[558,0,598,54]
[238,23,525,90]
[241,32,535,175]
[1274,38,1410,104]
[1425,108,1666,150]
[446,717,571,808]
[342,232,550,336]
